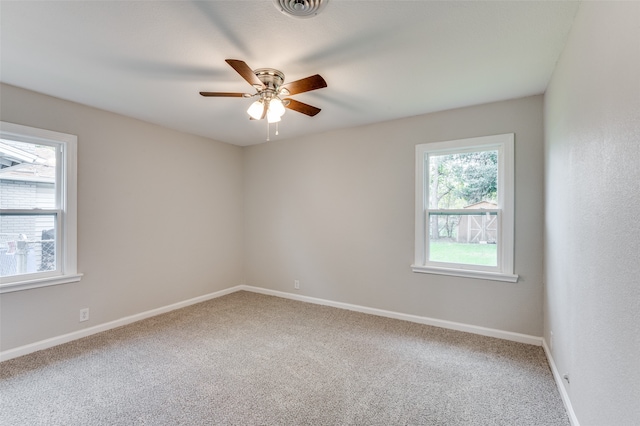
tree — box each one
[429,149,498,239]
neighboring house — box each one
[0,141,55,276]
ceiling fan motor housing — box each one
[254,68,287,99]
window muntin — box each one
[413,134,517,282]
[0,122,80,292]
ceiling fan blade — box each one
[284,98,321,117]
[225,59,265,89]
[199,92,248,97]
[280,74,327,96]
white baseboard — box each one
[1,284,542,362]
[542,339,580,426]
[0,285,243,362]
[239,285,543,346]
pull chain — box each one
[265,121,280,142]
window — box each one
[412,133,518,282]
[0,122,81,292]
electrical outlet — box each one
[294,280,300,290]
[550,331,554,351]
[79,308,89,322]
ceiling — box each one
[0,1,579,147]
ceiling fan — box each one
[200,59,327,124]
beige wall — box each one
[0,84,244,351]
[244,95,545,336]
[544,2,640,425]
[0,87,545,353]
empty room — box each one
[0,1,638,425]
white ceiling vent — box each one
[273,0,329,19]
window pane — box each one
[0,140,57,209]
[0,214,56,277]
[428,150,498,209]
[428,213,497,266]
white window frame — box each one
[0,121,82,293]
[412,133,518,282]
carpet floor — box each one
[0,291,569,425]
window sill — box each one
[411,265,518,283]
[0,273,83,293]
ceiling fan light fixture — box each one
[267,109,282,124]
[247,100,264,120]
[269,98,286,117]
[273,0,328,19]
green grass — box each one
[429,240,497,266]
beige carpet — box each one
[0,291,569,425]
